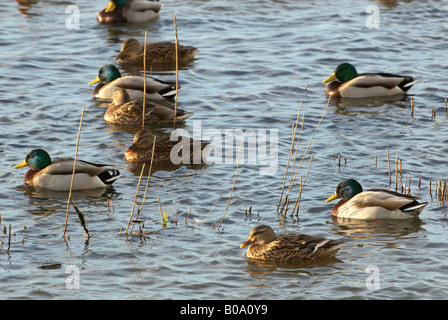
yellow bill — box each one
[14,159,28,169]
[105,1,117,13]
[89,76,101,86]
[240,237,253,248]
[325,191,339,203]
[322,73,337,84]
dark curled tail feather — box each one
[97,170,121,185]
[398,76,416,92]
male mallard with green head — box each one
[326,179,427,219]
[240,225,345,261]
[89,64,178,101]
[14,149,120,191]
[98,0,162,23]
[322,63,416,98]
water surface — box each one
[2,0,448,300]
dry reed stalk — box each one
[395,151,399,191]
[431,106,436,119]
[142,31,148,130]
[130,135,157,233]
[284,97,330,203]
[277,103,302,210]
[418,175,421,188]
[408,173,411,195]
[386,147,391,185]
[410,98,414,118]
[200,194,221,227]
[375,155,377,168]
[124,163,146,234]
[429,179,432,197]
[185,208,191,224]
[218,140,243,231]
[157,194,164,225]
[173,14,179,129]
[286,113,305,195]
[291,153,314,216]
[63,105,85,240]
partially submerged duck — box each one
[322,63,416,98]
[325,179,427,219]
[97,0,162,23]
[89,64,178,101]
[105,88,191,125]
[125,128,211,164]
[240,225,345,261]
[115,38,199,65]
[14,149,120,191]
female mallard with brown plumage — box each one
[240,225,345,261]
[105,88,192,125]
[114,38,199,66]
[325,179,427,219]
[97,0,162,23]
[322,63,417,98]
[125,128,212,164]
[14,149,120,191]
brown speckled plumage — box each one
[115,38,199,65]
[125,128,211,163]
[240,225,345,261]
[104,88,191,125]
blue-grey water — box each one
[2,0,448,300]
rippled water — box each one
[2,0,448,300]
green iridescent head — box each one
[14,149,52,170]
[89,64,122,85]
[323,63,359,84]
[326,179,363,203]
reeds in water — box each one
[277,97,330,218]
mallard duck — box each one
[322,63,416,98]
[14,149,120,191]
[325,179,427,219]
[105,88,192,125]
[125,128,211,164]
[97,0,162,23]
[240,225,345,261]
[114,38,199,65]
[89,64,179,101]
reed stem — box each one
[63,105,85,239]
[142,31,148,130]
[173,14,179,129]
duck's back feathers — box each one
[241,225,345,262]
[323,63,416,98]
[97,0,162,23]
[30,158,121,191]
[247,234,345,261]
[94,75,178,100]
[332,189,427,219]
[115,39,199,65]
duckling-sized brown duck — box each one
[125,128,212,164]
[115,38,199,66]
[240,225,345,261]
[105,88,192,125]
